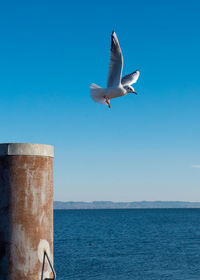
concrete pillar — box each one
[0,143,54,280]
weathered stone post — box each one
[0,143,54,280]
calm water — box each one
[54,209,200,280]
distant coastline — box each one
[54,201,200,209]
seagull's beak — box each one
[133,91,137,95]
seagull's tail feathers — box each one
[90,83,106,105]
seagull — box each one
[90,31,140,108]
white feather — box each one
[107,32,123,88]
[90,84,107,105]
[121,70,140,86]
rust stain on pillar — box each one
[0,143,54,280]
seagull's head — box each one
[123,85,137,95]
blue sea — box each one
[54,209,200,280]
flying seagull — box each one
[90,31,140,108]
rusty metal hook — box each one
[41,250,56,280]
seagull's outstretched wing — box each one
[107,31,123,88]
[121,70,140,86]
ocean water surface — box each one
[54,209,200,279]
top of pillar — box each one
[0,143,54,157]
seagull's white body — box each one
[90,84,126,103]
[90,31,140,108]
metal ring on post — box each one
[41,251,56,280]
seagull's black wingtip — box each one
[111,31,115,49]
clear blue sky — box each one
[0,0,200,201]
